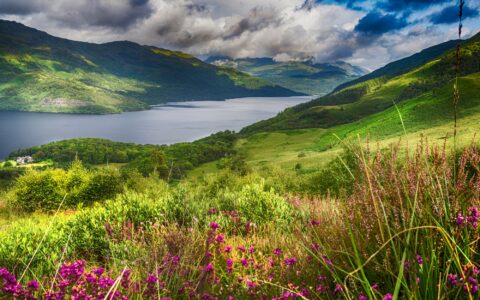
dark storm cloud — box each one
[59,0,153,30]
[224,7,280,40]
[153,3,221,48]
[0,0,43,15]
[185,4,209,15]
[1,0,153,30]
[130,0,149,7]
[156,18,185,36]
[355,11,408,35]
[173,30,221,48]
[430,4,479,24]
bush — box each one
[0,190,169,273]
[3,161,13,167]
[13,168,66,212]
[214,180,295,229]
[12,162,123,212]
[300,146,360,196]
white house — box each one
[16,156,34,165]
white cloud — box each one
[1,0,477,69]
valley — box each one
[1,6,480,299]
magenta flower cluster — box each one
[0,268,38,299]
[456,206,480,228]
[1,218,408,299]
[446,263,480,295]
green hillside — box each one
[241,32,480,134]
[333,39,459,92]
[206,56,366,96]
[0,20,300,114]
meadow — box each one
[1,132,480,299]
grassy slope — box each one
[206,57,366,96]
[0,20,299,114]
[241,33,480,134]
[190,72,480,176]
[333,39,459,92]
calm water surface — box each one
[0,96,313,159]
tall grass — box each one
[1,138,480,299]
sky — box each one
[1,0,479,70]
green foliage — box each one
[9,131,238,178]
[9,138,158,165]
[12,161,122,212]
[122,149,169,178]
[0,169,298,274]
[188,171,299,230]
[2,161,13,168]
[13,168,66,212]
[216,154,251,175]
[0,190,167,272]
[233,180,294,228]
[300,146,360,196]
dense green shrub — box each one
[13,168,66,212]
[0,190,168,273]
[121,149,169,178]
[234,180,294,227]
[12,162,122,212]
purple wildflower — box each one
[416,255,423,265]
[146,274,158,285]
[456,213,466,226]
[210,222,220,230]
[26,280,39,291]
[334,283,343,295]
[316,284,327,293]
[273,248,282,256]
[215,235,225,243]
[448,273,458,286]
[284,257,297,266]
[93,267,105,277]
[204,263,214,273]
[468,207,479,228]
[227,258,234,273]
[246,281,257,289]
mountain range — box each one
[0,20,300,114]
[205,56,367,96]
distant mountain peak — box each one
[205,56,367,95]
